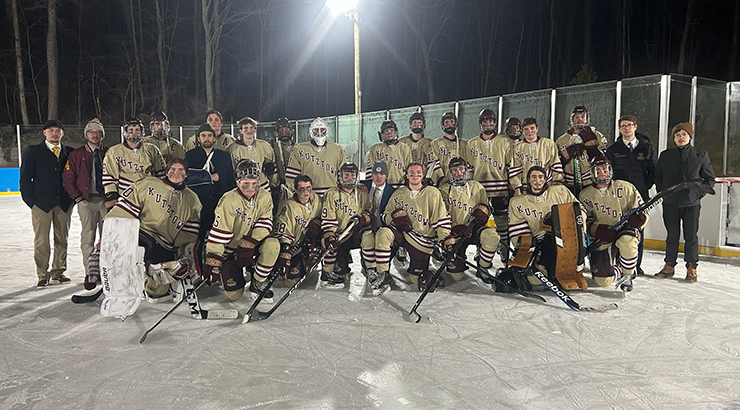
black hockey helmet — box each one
[590,155,613,186]
[235,159,261,181]
[447,156,470,187]
[337,162,359,190]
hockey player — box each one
[201,159,278,301]
[319,162,375,289]
[509,117,563,196]
[398,112,435,173]
[271,117,296,202]
[556,106,608,194]
[365,120,412,188]
[508,166,587,290]
[273,175,323,287]
[226,116,277,193]
[438,157,499,283]
[185,110,236,150]
[504,117,523,141]
[428,112,469,185]
[467,109,514,255]
[142,111,185,163]
[102,118,166,210]
[579,156,646,289]
[106,159,202,299]
[375,162,455,292]
[284,117,348,196]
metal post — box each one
[615,80,622,141]
[179,126,183,144]
[498,96,503,134]
[550,89,557,140]
[724,83,731,175]
[352,11,361,115]
[658,75,671,153]
[690,76,697,146]
[16,125,21,167]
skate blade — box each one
[371,284,391,296]
[321,281,346,290]
[250,292,273,304]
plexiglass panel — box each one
[555,81,617,144]
[501,90,552,139]
[458,96,499,140]
[620,75,663,152]
[693,77,727,173]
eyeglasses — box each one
[619,123,635,129]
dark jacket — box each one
[20,141,74,212]
[62,144,108,202]
[655,143,716,207]
[605,133,657,200]
[184,147,235,209]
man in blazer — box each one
[361,161,395,232]
[20,120,75,287]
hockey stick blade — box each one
[71,288,103,304]
[531,270,618,312]
[202,309,239,319]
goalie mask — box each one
[150,111,170,140]
[478,109,497,135]
[570,106,590,129]
[448,156,470,187]
[310,117,328,147]
[337,162,359,190]
[122,117,144,145]
[275,117,293,143]
[441,112,457,135]
[409,112,425,134]
[590,156,613,186]
[235,159,261,181]
[505,117,522,139]
[379,120,398,145]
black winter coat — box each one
[605,133,657,200]
[184,147,235,209]
[20,141,74,212]
[655,143,715,207]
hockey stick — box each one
[139,278,208,344]
[530,269,618,312]
[407,221,475,323]
[462,260,546,303]
[179,276,238,320]
[71,288,103,304]
[584,181,690,255]
[243,221,357,323]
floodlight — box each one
[326,0,358,16]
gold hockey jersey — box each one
[365,142,413,188]
[102,142,167,195]
[467,134,514,198]
[508,137,564,190]
[578,180,645,229]
[321,187,371,234]
[438,180,489,225]
[185,132,236,151]
[284,141,348,196]
[429,136,469,183]
[226,140,277,192]
[107,176,201,251]
[398,134,435,169]
[274,192,322,245]
[382,185,452,245]
[555,127,607,188]
[508,184,580,242]
[142,136,186,164]
[205,187,274,258]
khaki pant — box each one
[77,196,108,275]
[31,205,73,280]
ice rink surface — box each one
[1,196,739,410]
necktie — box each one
[629,142,633,153]
[52,146,60,158]
[93,149,104,194]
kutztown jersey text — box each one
[284,142,348,196]
[206,188,274,258]
[508,137,563,190]
[381,185,452,246]
[438,180,488,225]
[467,134,514,198]
[107,176,201,251]
[507,185,579,243]
[428,136,469,183]
[578,180,645,228]
[321,187,371,234]
[102,142,166,195]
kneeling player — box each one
[438,157,500,283]
[375,162,455,293]
[320,162,374,289]
[202,159,278,302]
[508,166,587,291]
[273,175,323,287]
[579,156,646,289]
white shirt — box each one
[622,138,636,150]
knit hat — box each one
[371,161,388,176]
[42,119,64,131]
[84,118,105,138]
[671,122,693,139]
[197,122,216,138]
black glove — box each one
[451,224,472,238]
[262,161,276,176]
[627,213,647,229]
[590,223,616,243]
[322,232,339,250]
[202,253,223,285]
[235,236,259,267]
[391,209,412,232]
[472,204,489,226]
[274,243,292,271]
[418,270,439,292]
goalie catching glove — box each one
[148,259,191,286]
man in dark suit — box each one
[605,114,658,275]
[185,123,236,240]
[361,161,395,231]
[20,120,75,287]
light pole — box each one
[327,0,361,114]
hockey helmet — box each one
[337,162,359,190]
[505,117,522,139]
[310,117,328,146]
[122,117,144,144]
[590,155,613,186]
[441,112,458,133]
[379,119,398,144]
[235,159,261,181]
[275,117,293,142]
[570,106,590,128]
[150,111,170,139]
[448,156,470,187]
[479,108,497,135]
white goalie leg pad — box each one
[99,217,146,318]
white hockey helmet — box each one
[310,117,328,146]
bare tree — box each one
[728,0,740,80]
[9,0,30,124]
[46,0,58,120]
[677,0,695,74]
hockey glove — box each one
[418,270,439,292]
[203,253,223,285]
[451,224,473,238]
[590,223,617,243]
[563,143,584,160]
[441,235,457,251]
[350,212,372,234]
[472,204,490,226]
[235,236,259,267]
[489,196,509,215]
[539,212,553,233]
[627,212,647,229]
[391,209,412,232]
[578,126,599,148]
[322,232,339,250]
[305,219,322,244]
[262,161,276,176]
[104,192,119,210]
[421,177,435,187]
[274,243,292,272]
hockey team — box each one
[26,105,716,317]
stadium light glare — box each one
[326,0,358,16]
